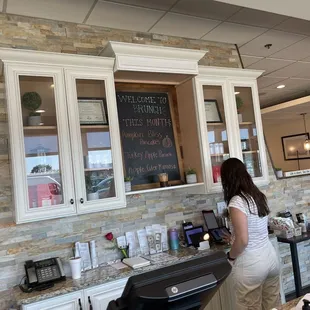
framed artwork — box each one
[204,100,222,123]
[282,133,310,160]
[78,98,108,125]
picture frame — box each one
[78,97,108,125]
[204,100,222,123]
[281,133,310,160]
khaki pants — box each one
[232,241,281,310]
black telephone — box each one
[20,257,66,293]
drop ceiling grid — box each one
[3,0,310,107]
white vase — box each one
[28,115,41,126]
[276,170,283,178]
[87,192,99,201]
[124,181,131,192]
[186,174,197,184]
[238,114,243,123]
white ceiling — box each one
[214,0,310,21]
[3,0,310,107]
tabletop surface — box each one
[277,232,310,244]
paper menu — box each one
[145,226,156,254]
[75,242,92,271]
[161,225,169,251]
[152,224,162,253]
[125,231,139,257]
[137,229,150,255]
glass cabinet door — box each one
[65,70,125,213]
[234,86,264,179]
[5,66,76,223]
[202,85,232,186]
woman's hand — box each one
[222,231,232,244]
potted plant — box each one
[275,168,283,178]
[85,174,99,200]
[22,92,42,126]
[124,176,133,192]
[185,168,197,184]
[236,96,243,123]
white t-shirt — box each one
[229,195,269,251]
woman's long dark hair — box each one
[220,158,269,217]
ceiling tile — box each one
[150,13,220,39]
[171,0,240,20]
[267,62,310,78]
[247,58,294,75]
[259,89,306,107]
[257,76,286,89]
[201,22,266,45]
[0,0,3,12]
[270,38,310,61]
[228,8,287,28]
[302,56,310,62]
[275,18,310,36]
[87,1,164,32]
[7,0,94,23]
[239,30,306,57]
[105,0,176,10]
[267,78,310,90]
[241,55,263,67]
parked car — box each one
[27,175,62,207]
[94,176,114,198]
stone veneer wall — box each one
[0,12,308,304]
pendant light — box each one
[301,113,310,151]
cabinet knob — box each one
[88,296,93,310]
[78,298,83,310]
[80,198,84,204]
[70,199,74,204]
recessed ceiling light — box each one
[234,91,240,95]
[36,109,45,113]
[50,84,55,88]
[277,85,285,89]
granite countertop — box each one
[278,297,302,310]
[8,244,230,306]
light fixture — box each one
[35,109,45,113]
[234,91,240,95]
[301,113,310,151]
[277,85,285,89]
[203,233,210,241]
[50,84,55,88]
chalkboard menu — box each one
[116,91,181,186]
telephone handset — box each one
[20,257,66,293]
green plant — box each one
[275,168,282,171]
[235,96,243,112]
[22,92,42,116]
[31,164,52,174]
[85,174,97,193]
[186,167,196,175]
[124,176,133,182]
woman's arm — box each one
[229,207,248,259]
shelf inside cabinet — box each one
[80,125,109,130]
[207,122,253,126]
[242,150,259,154]
[23,126,57,130]
[84,167,112,172]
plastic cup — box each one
[69,257,81,279]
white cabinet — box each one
[195,66,269,193]
[84,278,128,310]
[22,291,84,310]
[0,48,126,223]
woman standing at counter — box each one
[221,158,280,310]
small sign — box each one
[204,100,222,123]
[284,169,310,177]
[78,98,108,125]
